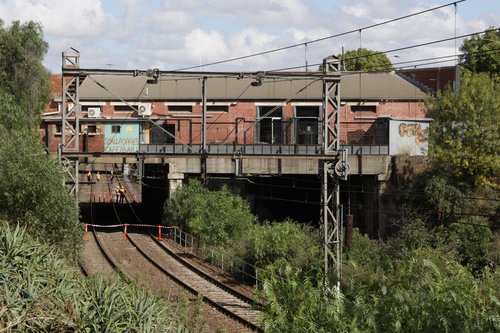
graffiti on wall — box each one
[398,123,426,144]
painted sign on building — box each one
[104,123,140,152]
[389,119,430,156]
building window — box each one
[207,105,228,113]
[257,106,283,144]
[87,125,97,134]
[351,105,376,112]
[114,105,135,112]
[112,125,121,134]
[151,123,176,144]
[295,106,320,118]
[168,105,192,112]
[295,106,320,144]
[55,123,62,135]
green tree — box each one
[426,72,499,189]
[0,20,50,127]
[0,129,82,257]
[336,48,393,71]
[459,27,500,76]
[0,20,82,257]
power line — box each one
[172,1,465,71]
[269,29,499,72]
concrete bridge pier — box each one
[168,172,184,197]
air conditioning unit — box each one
[87,107,101,118]
[137,103,152,116]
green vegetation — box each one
[164,179,256,246]
[0,20,50,128]
[426,72,499,189]
[0,20,81,258]
[258,229,499,332]
[0,223,200,332]
[163,180,319,272]
[459,27,499,76]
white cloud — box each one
[0,0,107,38]
[184,29,229,63]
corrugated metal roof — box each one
[79,72,428,101]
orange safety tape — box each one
[86,223,176,229]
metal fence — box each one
[166,226,260,287]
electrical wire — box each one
[268,29,500,72]
[172,1,465,71]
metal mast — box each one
[321,57,348,294]
[59,48,82,196]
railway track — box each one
[78,171,117,277]
[86,164,262,331]
[127,232,262,331]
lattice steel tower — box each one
[321,57,348,294]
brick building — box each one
[41,71,428,155]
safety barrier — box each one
[84,223,176,242]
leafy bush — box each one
[0,130,82,258]
[0,222,199,332]
[258,260,347,333]
[259,245,500,332]
[164,179,255,246]
[234,219,320,270]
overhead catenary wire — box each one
[268,29,500,73]
[172,1,466,71]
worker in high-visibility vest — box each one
[119,186,126,204]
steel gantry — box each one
[59,48,82,196]
[321,57,348,295]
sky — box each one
[0,0,498,73]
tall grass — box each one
[0,221,204,332]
